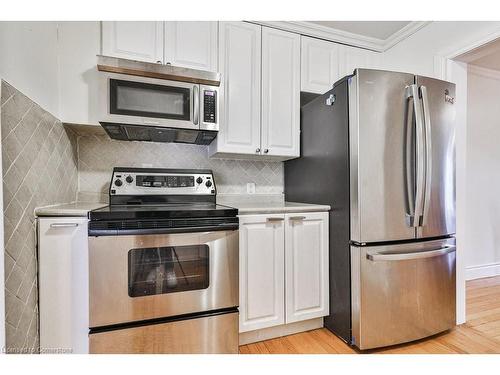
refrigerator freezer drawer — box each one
[351,238,456,350]
[89,311,239,354]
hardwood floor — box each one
[239,276,500,354]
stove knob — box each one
[205,180,212,188]
[196,177,203,184]
[125,175,134,184]
[114,179,123,187]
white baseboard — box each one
[239,318,323,345]
[466,262,500,280]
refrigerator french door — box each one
[350,70,456,243]
[284,68,456,350]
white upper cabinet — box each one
[301,36,340,94]
[339,44,382,77]
[239,214,285,333]
[102,21,164,63]
[209,21,262,156]
[164,21,218,71]
[261,27,300,158]
[285,212,329,324]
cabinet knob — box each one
[166,62,172,65]
[156,60,162,64]
[264,149,269,154]
[256,148,261,153]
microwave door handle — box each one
[193,85,200,126]
[420,85,432,226]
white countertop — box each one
[34,200,330,217]
[35,202,107,217]
[226,201,331,215]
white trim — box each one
[239,317,323,345]
[467,64,500,80]
[466,262,500,281]
[0,81,6,352]
[248,21,430,52]
[431,26,500,326]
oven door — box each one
[99,72,199,130]
[89,230,238,328]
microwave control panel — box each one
[203,90,217,123]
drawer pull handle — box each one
[50,223,79,228]
[267,218,284,222]
[367,245,455,262]
[289,216,306,220]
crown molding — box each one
[248,21,431,52]
[468,64,500,80]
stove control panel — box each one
[110,169,215,196]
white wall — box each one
[0,22,60,116]
[465,66,500,279]
[382,21,500,76]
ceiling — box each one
[308,21,412,40]
[456,38,500,71]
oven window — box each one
[128,245,209,297]
[110,79,191,121]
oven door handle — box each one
[88,223,239,237]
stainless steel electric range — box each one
[87,167,239,354]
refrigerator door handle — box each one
[420,85,432,226]
[366,245,455,262]
[405,84,425,227]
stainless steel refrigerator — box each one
[285,69,456,350]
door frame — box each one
[434,28,500,325]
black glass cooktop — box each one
[89,202,238,221]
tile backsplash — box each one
[76,131,284,203]
[1,80,78,353]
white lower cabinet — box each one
[239,212,329,333]
[285,212,329,323]
[239,214,285,332]
[38,217,89,354]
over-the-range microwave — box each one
[98,56,220,145]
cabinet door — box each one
[38,218,89,354]
[285,212,329,323]
[211,22,262,156]
[102,21,164,63]
[239,214,285,332]
[338,44,382,77]
[301,36,340,94]
[164,21,218,71]
[261,27,300,158]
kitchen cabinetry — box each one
[261,28,300,158]
[301,36,340,94]
[38,217,89,354]
[102,21,164,63]
[164,21,218,71]
[239,214,285,332]
[102,21,218,71]
[339,44,382,77]
[211,21,262,155]
[285,212,329,323]
[210,23,300,160]
[239,212,329,333]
